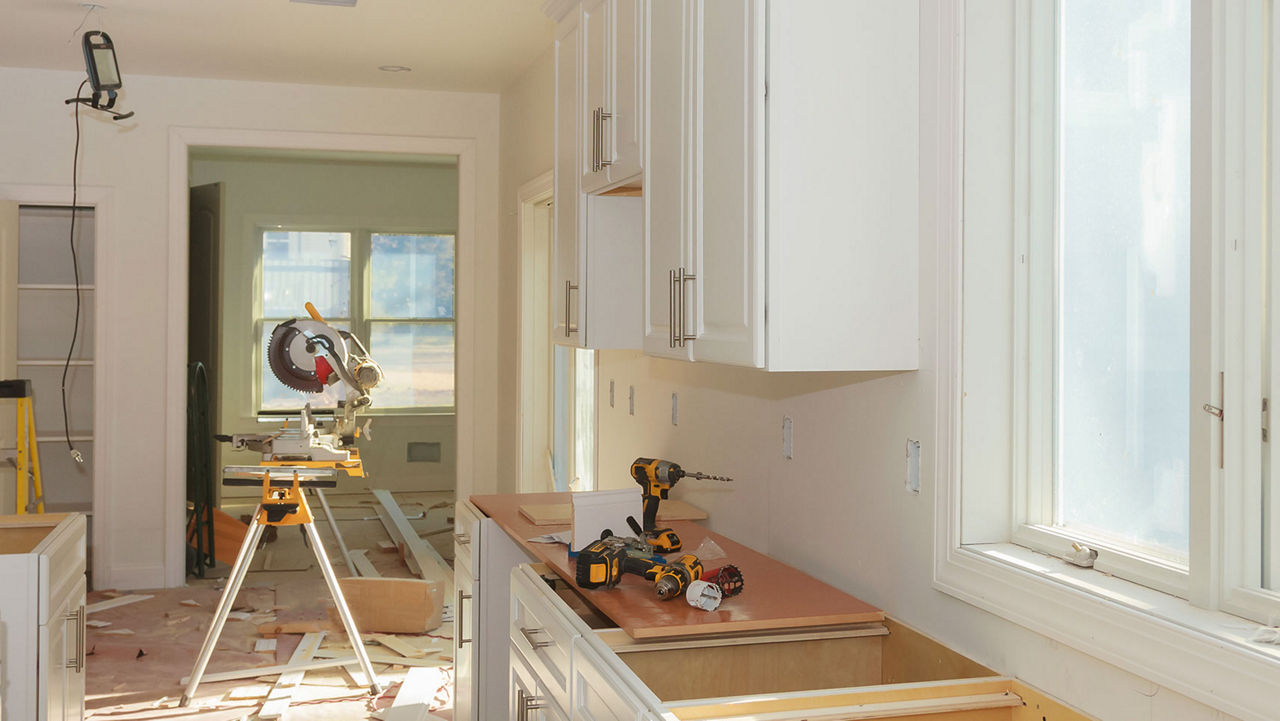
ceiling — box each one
[0,0,556,93]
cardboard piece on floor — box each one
[521,498,708,526]
[570,488,643,552]
[334,577,444,633]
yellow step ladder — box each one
[2,379,44,514]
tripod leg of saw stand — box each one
[302,521,383,694]
[180,511,267,707]
[311,487,354,574]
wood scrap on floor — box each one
[313,647,445,668]
[372,634,430,659]
[350,548,381,577]
[371,489,451,587]
[86,593,154,614]
[187,506,249,566]
[254,638,278,653]
[258,631,325,719]
[384,667,450,721]
[336,577,444,633]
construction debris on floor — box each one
[85,490,456,721]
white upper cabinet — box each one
[554,3,644,350]
[645,0,920,371]
[580,0,644,192]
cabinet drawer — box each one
[570,638,649,721]
[511,567,582,711]
[41,514,86,625]
[454,500,484,576]
[512,642,571,721]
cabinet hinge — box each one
[1264,397,1270,442]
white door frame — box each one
[0,182,114,585]
[166,127,478,587]
[516,171,554,492]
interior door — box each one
[188,183,223,493]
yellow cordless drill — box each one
[630,457,732,553]
[653,554,704,600]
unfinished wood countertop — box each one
[469,492,884,640]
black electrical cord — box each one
[63,79,88,464]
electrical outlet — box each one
[906,439,921,494]
[671,393,679,425]
[629,385,635,416]
[609,379,615,408]
[782,416,793,459]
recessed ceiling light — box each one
[378,65,412,73]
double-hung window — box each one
[258,228,456,413]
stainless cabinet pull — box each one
[598,107,614,168]
[517,688,547,721]
[564,280,579,336]
[457,590,472,646]
[519,625,555,649]
[668,269,677,348]
[592,107,601,172]
[453,532,471,545]
[678,267,697,346]
[64,604,85,672]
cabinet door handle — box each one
[453,532,471,545]
[64,604,85,672]
[678,267,697,346]
[457,590,472,646]
[598,107,614,168]
[592,107,601,172]
[517,689,547,721]
[564,280,579,336]
[519,625,556,649]
[669,269,678,348]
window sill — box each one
[934,542,1279,721]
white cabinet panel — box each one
[472,518,538,721]
[642,0,694,361]
[453,564,476,721]
[642,0,919,371]
[569,639,648,721]
[554,11,584,343]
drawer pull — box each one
[453,532,471,545]
[64,604,85,672]
[457,591,473,646]
[517,689,547,721]
[519,625,555,649]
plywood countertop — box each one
[469,492,884,639]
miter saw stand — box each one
[180,466,383,705]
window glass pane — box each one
[260,319,347,411]
[262,230,351,318]
[1057,1,1191,559]
[370,234,455,319]
[369,322,455,408]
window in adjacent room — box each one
[258,228,455,413]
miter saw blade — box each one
[267,319,349,393]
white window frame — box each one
[933,3,1280,721]
[255,225,458,415]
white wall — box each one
[0,66,500,589]
[188,154,460,493]
[497,48,556,493]
[592,2,1244,719]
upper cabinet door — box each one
[582,0,644,193]
[643,0,693,360]
[554,13,585,346]
[687,0,765,367]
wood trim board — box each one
[519,498,708,526]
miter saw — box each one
[218,302,385,477]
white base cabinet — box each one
[453,502,537,721]
[0,513,87,721]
